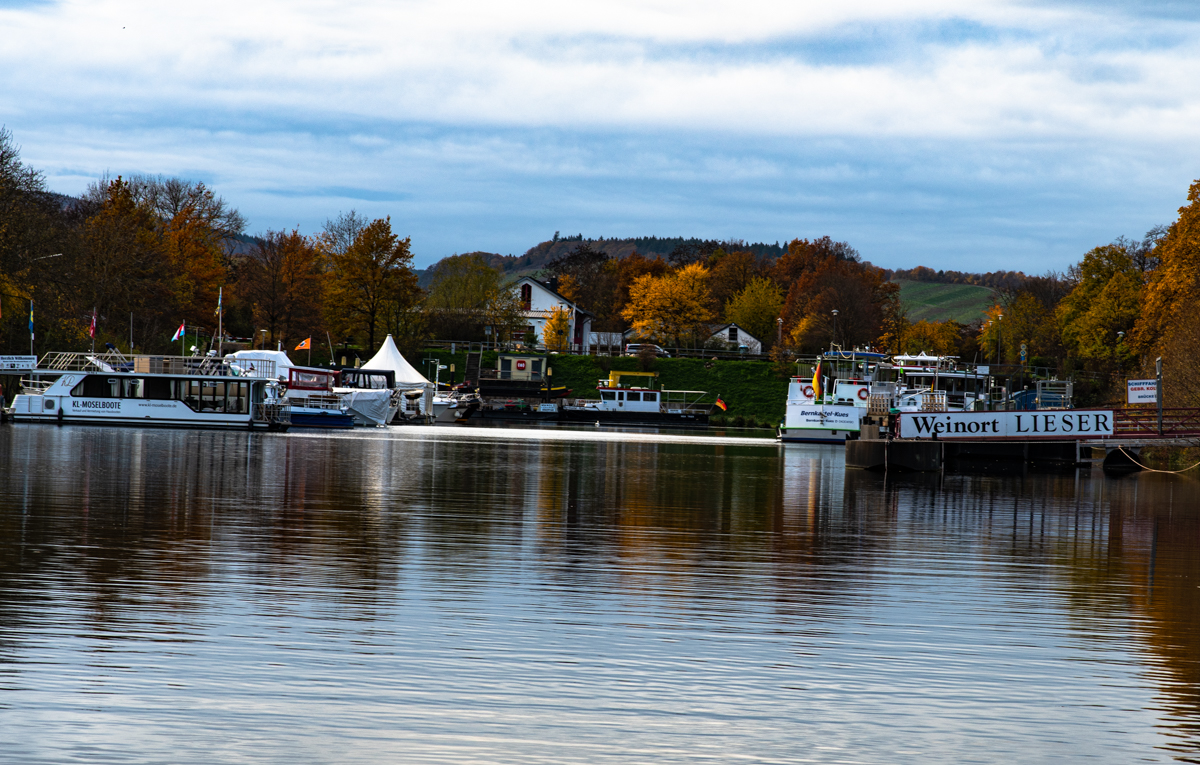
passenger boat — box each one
[892,354,989,412]
[559,371,712,426]
[9,350,290,430]
[779,350,894,444]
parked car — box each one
[624,343,670,358]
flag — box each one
[214,287,222,316]
[88,308,96,339]
[171,322,186,342]
[28,301,34,339]
[811,361,822,399]
[295,337,311,351]
[715,396,727,411]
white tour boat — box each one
[10,350,290,430]
[779,350,895,444]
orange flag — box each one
[295,337,311,351]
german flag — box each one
[715,396,727,411]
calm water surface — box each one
[1,424,1198,763]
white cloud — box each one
[1,0,1198,269]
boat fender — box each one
[857,388,869,400]
[57,406,64,425]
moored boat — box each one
[779,350,893,444]
[10,350,290,430]
[559,371,713,426]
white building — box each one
[514,277,594,353]
[707,323,763,354]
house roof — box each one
[514,276,596,318]
[709,322,763,342]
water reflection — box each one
[0,425,1197,762]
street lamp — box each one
[777,317,783,349]
[996,313,1003,365]
[260,329,268,351]
[831,309,839,351]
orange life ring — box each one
[857,388,869,400]
[803,385,815,398]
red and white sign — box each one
[516,359,527,371]
[1127,379,1157,405]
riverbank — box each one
[415,350,789,427]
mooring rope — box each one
[1116,445,1200,474]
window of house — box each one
[729,327,738,342]
[520,284,532,311]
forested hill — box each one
[472,236,789,275]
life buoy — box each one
[516,360,527,371]
[857,388,869,401]
[803,385,815,398]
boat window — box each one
[600,391,616,401]
[123,378,144,398]
[626,391,641,402]
[643,392,657,403]
[144,378,172,399]
[108,378,120,398]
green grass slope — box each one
[414,349,789,426]
[894,279,996,324]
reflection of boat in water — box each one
[779,350,893,444]
[10,350,290,430]
[560,371,712,426]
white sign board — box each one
[1127,379,1158,405]
[0,355,37,371]
[898,410,1114,440]
[786,405,861,432]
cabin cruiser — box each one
[281,366,355,429]
[560,371,712,425]
[10,350,290,430]
[779,350,895,444]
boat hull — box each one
[559,408,708,426]
[289,410,355,429]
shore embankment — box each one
[415,350,788,427]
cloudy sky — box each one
[3,0,1199,270]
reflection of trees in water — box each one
[850,468,1200,760]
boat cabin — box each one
[337,368,396,390]
[493,353,547,382]
[287,367,339,393]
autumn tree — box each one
[1134,182,1200,358]
[622,262,715,347]
[324,217,420,354]
[236,230,324,348]
[545,241,620,330]
[724,277,783,347]
[708,249,762,309]
[542,306,572,352]
[425,253,506,340]
[1057,244,1143,367]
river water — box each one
[1,424,1198,763]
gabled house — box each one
[707,322,763,354]
[513,277,595,353]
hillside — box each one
[895,279,995,324]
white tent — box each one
[363,335,430,387]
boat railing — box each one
[288,394,345,411]
[868,392,892,416]
[252,402,290,425]
[36,352,275,379]
[19,377,54,394]
[921,391,948,412]
[662,389,712,413]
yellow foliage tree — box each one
[1135,178,1200,357]
[542,306,572,352]
[1056,243,1143,365]
[903,320,960,356]
[323,217,419,354]
[621,262,715,347]
[724,276,783,347]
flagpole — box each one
[217,287,223,357]
[90,307,96,355]
[29,299,34,357]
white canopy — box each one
[225,350,295,380]
[363,335,430,387]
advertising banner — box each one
[1126,379,1158,405]
[897,410,1114,440]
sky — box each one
[3,0,1199,271]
